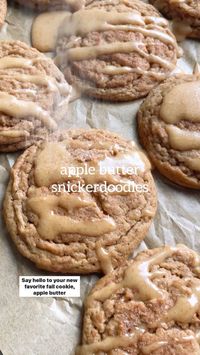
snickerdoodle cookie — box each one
[138,72,200,189]
[3,129,157,274]
[77,244,200,354]
[0,40,71,152]
[150,0,200,40]
[55,0,180,102]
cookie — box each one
[3,129,157,274]
[77,244,200,354]
[14,0,91,11]
[138,72,200,189]
[55,0,180,102]
[0,40,71,152]
[150,0,200,40]
[0,0,6,27]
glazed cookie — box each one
[138,72,200,189]
[150,0,200,40]
[55,0,180,102]
[0,40,71,152]
[0,0,6,27]
[3,129,157,274]
[14,0,91,11]
[77,244,200,354]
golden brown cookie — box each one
[150,0,200,40]
[55,0,180,102]
[77,244,200,354]
[0,0,6,26]
[0,40,71,152]
[3,129,157,274]
[14,0,91,11]
[138,73,200,189]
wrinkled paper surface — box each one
[0,2,200,354]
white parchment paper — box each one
[0,2,200,355]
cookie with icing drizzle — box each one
[3,129,157,273]
[0,40,71,152]
[77,244,200,354]
[55,0,180,102]
[138,71,200,189]
[150,0,200,40]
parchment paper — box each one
[0,2,200,355]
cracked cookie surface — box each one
[14,0,92,11]
[3,129,157,274]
